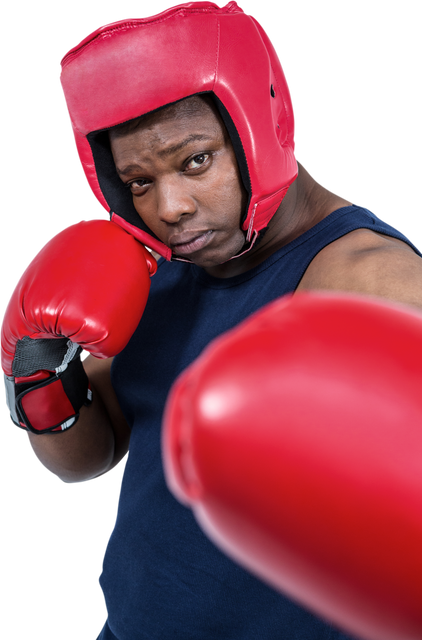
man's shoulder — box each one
[297,228,422,311]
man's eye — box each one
[185,154,209,170]
[126,179,150,193]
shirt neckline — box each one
[190,205,359,289]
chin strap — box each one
[171,230,260,265]
[227,230,259,262]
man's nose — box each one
[156,177,196,224]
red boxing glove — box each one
[163,292,422,640]
[2,220,156,433]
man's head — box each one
[60,2,297,260]
[109,95,247,267]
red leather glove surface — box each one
[163,292,422,640]
[2,220,156,432]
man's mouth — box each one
[169,230,214,256]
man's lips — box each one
[169,230,214,256]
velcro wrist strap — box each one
[6,357,92,434]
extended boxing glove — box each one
[2,220,156,434]
[163,292,422,640]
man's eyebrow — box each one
[157,133,213,158]
[116,134,214,176]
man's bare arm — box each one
[28,356,130,483]
[297,230,422,311]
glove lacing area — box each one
[5,337,92,433]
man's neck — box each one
[204,163,352,279]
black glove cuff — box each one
[5,355,92,434]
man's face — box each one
[110,97,247,269]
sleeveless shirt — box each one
[98,206,420,640]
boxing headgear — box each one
[60,1,297,260]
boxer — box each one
[3,3,422,639]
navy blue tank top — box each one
[98,206,419,640]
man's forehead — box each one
[110,94,222,141]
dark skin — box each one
[108,96,422,294]
[108,97,348,278]
[29,96,422,482]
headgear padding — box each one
[60,1,297,260]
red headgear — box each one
[60,1,297,260]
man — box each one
[109,94,422,290]
[2,3,422,639]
